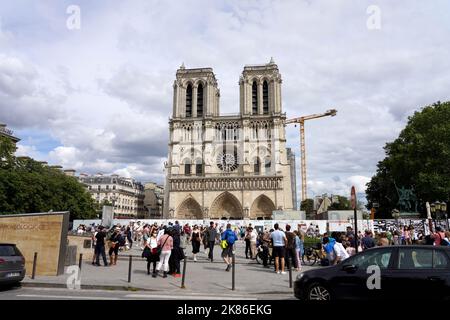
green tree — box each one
[366,101,450,218]
[329,196,351,210]
[0,139,97,220]
[300,198,314,218]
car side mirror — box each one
[342,264,357,273]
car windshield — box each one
[0,245,21,256]
[345,249,393,269]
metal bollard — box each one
[288,264,293,288]
[31,252,37,279]
[181,256,187,289]
[128,255,132,283]
[232,253,235,291]
[78,253,83,271]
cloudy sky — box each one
[1,0,449,202]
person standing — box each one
[191,225,201,262]
[95,226,108,266]
[145,229,160,277]
[221,223,238,271]
[361,230,375,250]
[333,234,350,265]
[108,227,122,266]
[377,232,390,246]
[244,227,252,259]
[206,221,218,262]
[156,228,173,278]
[270,223,287,274]
[249,227,258,259]
[91,226,98,265]
[284,225,298,271]
[169,228,183,277]
[432,227,447,246]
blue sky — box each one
[1,0,450,199]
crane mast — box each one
[285,109,337,204]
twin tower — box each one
[164,59,296,220]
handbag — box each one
[220,240,228,249]
[142,246,151,258]
[157,235,170,256]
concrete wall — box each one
[0,212,69,276]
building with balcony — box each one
[78,173,145,218]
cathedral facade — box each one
[163,59,294,220]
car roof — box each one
[368,245,450,250]
[0,243,17,246]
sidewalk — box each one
[23,241,311,297]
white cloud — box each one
[1,0,449,189]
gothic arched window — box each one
[254,158,260,175]
[264,158,271,175]
[263,81,269,114]
[252,81,258,115]
[195,158,203,176]
[197,83,203,117]
[186,84,192,117]
[184,159,191,176]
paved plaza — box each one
[2,241,317,300]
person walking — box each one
[270,223,287,274]
[191,225,201,262]
[206,221,218,262]
[221,223,238,271]
[95,226,108,266]
[156,228,173,278]
[284,225,298,271]
[293,230,303,272]
[125,226,133,249]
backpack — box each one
[118,234,126,247]
[226,231,236,245]
[438,233,449,246]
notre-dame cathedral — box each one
[163,59,296,220]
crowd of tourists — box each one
[84,220,450,279]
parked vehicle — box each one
[0,244,26,286]
[294,245,450,300]
[302,242,325,266]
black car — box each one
[0,243,26,286]
[294,245,450,300]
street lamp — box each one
[392,209,400,232]
[432,201,448,230]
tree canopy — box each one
[0,136,97,220]
[366,101,450,218]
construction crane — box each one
[285,109,337,203]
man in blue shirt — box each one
[221,223,238,271]
[270,223,288,274]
